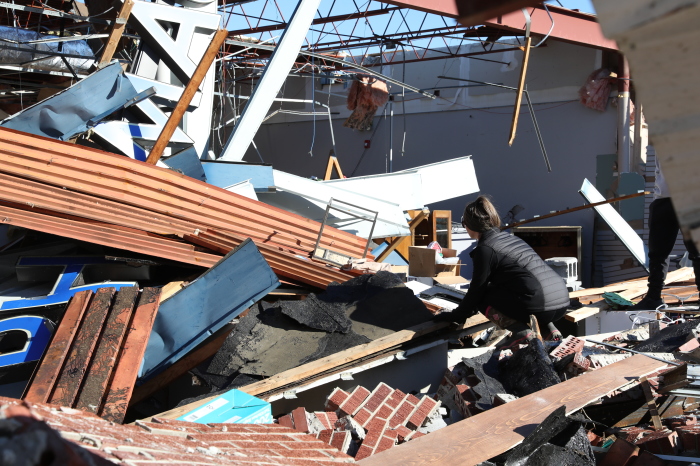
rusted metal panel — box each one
[0,202,221,268]
[23,290,92,403]
[49,288,115,407]
[48,288,114,407]
[74,286,139,415]
[0,173,198,237]
[186,229,355,289]
[100,287,161,423]
[0,127,368,258]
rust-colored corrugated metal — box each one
[185,229,355,289]
[0,202,221,267]
[0,127,368,258]
[0,172,199,237]
[24,287,161,424]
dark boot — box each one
[628,295,665,311]
[496,322,535,350]
[545,322,563,341]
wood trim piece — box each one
[376,210,428,263]
[146,29,228,165]
[508,36,531,146]
[98,0,134,65]
[359,355,668,465]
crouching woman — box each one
[436,196,570,349]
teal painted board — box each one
[177,389,272,424]
[201,161,274,191]
[618,172,645,222]
[139,238,279,380]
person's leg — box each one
[534,308,568,341]
[478,304,534,349]
[681,229,700,296]
[630,198,679,309]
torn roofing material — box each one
[0,127,369,259]
[140,238,280,381]
[0,62,138,141]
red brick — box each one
[636,429,678,455]
[676,426,700,452]
[277,414,294,429]
[365,417,389,435]
[329,431,351,454]
[353,408,372,426]
[384,389,406,409]
[291,407,310,433]
[550,335,585,361]
[587,430,603,447]
[455,384,478,403]
[599,438,640,466]
[571,352,590,372]
[679,338,700,352]
[628,450,667,466]
[410,431,425,440]
[406,396,440,430]
[388,398,418,428]
[392,425,413,443]
[375,432,397,454]
[317,429,333,444]
[359,383,393,414]
[338,386,371,417]
[355,444,374,460]
[312,412,338,431]
[362,429,382,449]
[325,387,350,412]
[372,404,394,422]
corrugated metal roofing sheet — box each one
[0,127,368,259]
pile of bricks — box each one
[0,396,354,465]
[435,362,482,420]
[276,382,441,460]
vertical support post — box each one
[389,98,394,173]
[99,0,135,66]
[219,0,323,161]
[508,36,532,146]
[617,54,631,173]
[145,29,228,165]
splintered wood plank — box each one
[49,287,116,407]
[359,355,668,466]
[74,286,139,414]
[100,287,161,423]
[23,290,92,403]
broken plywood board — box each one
[154,313,490,420]
[359,354,668,466]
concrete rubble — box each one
[0,1,696,465]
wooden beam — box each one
[359,355,668,465]
[98,0,134,66]
[503,191,649,230]
[323,155,344,180]
[376,210,428,263]
[129,322,235,406]
[150,313,490,419]
[508,36,531,146]
[639,376,663,430]
[145,29,228,165]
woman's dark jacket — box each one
[453,228,570,320]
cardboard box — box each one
[408,247,461,278]
[177,389,272,424]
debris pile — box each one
[275,381,441,460]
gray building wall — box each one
[230,41,619,286]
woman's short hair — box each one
[462,195,501,232]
